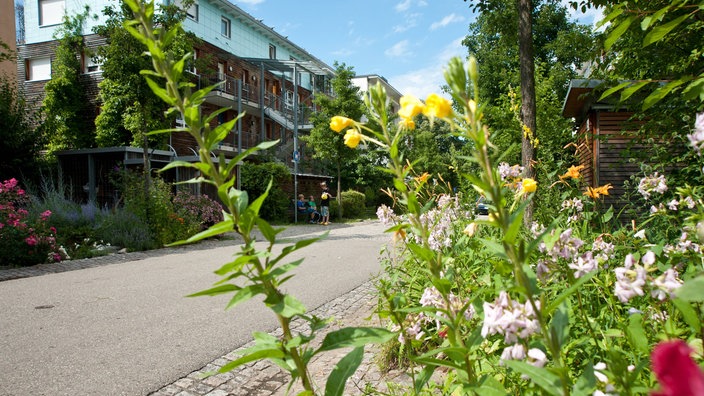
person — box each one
[297,194,313,222]
[307,195,321,223]
[320,182,331,225]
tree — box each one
[93,1,196,148]
[463,0,595,221]
[304,63,366,219]
[0,76,45,182]
[42,8,96,154]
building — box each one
[17,0,340,205]
[351,74,402,115]
[0,0,17,79]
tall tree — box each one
[93,1,195,148]
[304,63,366,219]
[42,8,95,154]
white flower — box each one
[634,229,646,239]
[527,348,547,368]
[500,344,526,364]
[638,172,668,200]
[667,199,679,211]
[594,362,609,383]
[687,113,704,154]
[651,268,682,300]
[614,266,647,303]
[569,251,598,278]
[641,251,656,266]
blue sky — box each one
[236,1,601,99]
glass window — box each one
[268,44,276,59]
[221,17,231,38]
[176,0,198,21]
[83,53,101,73]
[27,57,51,80]
[39,0,65,26]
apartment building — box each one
[17,0,338,203]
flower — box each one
[398,95,424,121]
[521,178,537,193]
[651,339,704,396]
[343,129,363,148]
[594,183,613,196]
[399,117,415,130]
[560,164,585,180]
[422,93,452,119]
[584,184,612,199]
[638,173,668,200]
[329,116,353,133]
[687,113,704,154]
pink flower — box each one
[651,340,704,396]
[40,210,52,220]
[25,235,38,246]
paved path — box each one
[0,220,412,396]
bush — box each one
[95,208,155,252]
[0,178,69,266]
[240,162,292,222]
[173,189,224,230]
[340,189,366,218]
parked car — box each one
[475,196,490,215]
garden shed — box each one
[562,79,647,214]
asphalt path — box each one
[0,220,388,396]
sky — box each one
[235,0,602,100]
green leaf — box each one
[324,347,364,396]
[256,217,282,244]
[619,81,649,102]
[604,16,634,50]
[414,365,436,393]
[317,327,395,353]
[167,219,234,246]
[219,348,285,373]
[550,303,570,349]
[643,14,689,47]
[268,294,306,318]
[675,276,704,302]
[187,284,239,298]
[144,76,175,106]
[267,258,304,279]
[504,360,563,396]
[599,81,631,101]
[225,284,265,310]
[672,298,701,332]
[626,313,649,354]
[471,375,508,396]
[643,79,687,110]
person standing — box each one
[320,182,331,225]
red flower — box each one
[651,339,704,396]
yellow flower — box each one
[583,184,612,199]
[422,93,452,119]
[414,172,430,183]
[393,228,407,243]
[463,223,478,237]
[343,129,363,148]
[399,117,415,130]
[330,116,353,133]
[398,95,424,121]
[594,183,613,196]
[522,178,537,193]
[560,165,585,180]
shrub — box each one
[0,178,69,266]
[240,162,292,222]
[173,189,224,230]
[95,208,155,251]
[340,189,366,218]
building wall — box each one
[23,0,121,44]
[0,0,17,79]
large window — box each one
[269,44,276,60]
[175,0,198,21]
[26,57,51,81]
[221,17,231,38]
[82,52,101,73]
[39,0,65,26]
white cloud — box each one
[430,13,466,31]
[385,40,412,58]
[395,0,412,12]
[388,37,465,99]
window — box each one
[82,52,101,73]
[268,44,276,60]
[26,57,51,81]
[221,17,231,38]
[176,0,198,21]
[39,0,65,26]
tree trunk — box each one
[518,0,536,225]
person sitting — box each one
[297,194,316,223]
[308,195,321,223]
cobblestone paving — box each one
[0,221,416,395]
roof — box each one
[561,79,602,120]
[241,58,335,78]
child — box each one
[320,182,331,225]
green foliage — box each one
[93,1,196,148]
[42,8,96,154]
[240,162,291,222]
[95,209,155,251]
[338,189,366,219]
[0,76,45,183]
